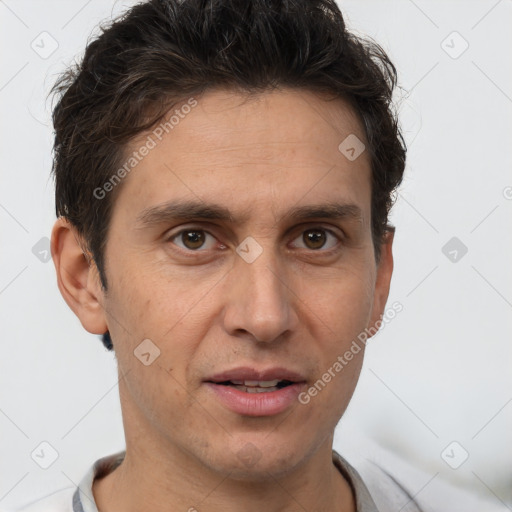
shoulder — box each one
[334,439,509,512]
[5,450,125,512]
[353,455,507,512]
[7,487,76,512]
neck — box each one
[92,440,355,512]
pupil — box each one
[304,229,325,249]
[183,231,205,249]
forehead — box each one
[113,87,371,226]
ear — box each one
[50,217,108,335]
[367,229,394,335]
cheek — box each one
[293,266,374,414]
[299,265,376,343]
[107,275,205,421]
[105,261,218,378]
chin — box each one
[205,438,308,481]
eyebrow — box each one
[134,199,363,229]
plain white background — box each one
[1,0,511,509]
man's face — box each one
[90,88,391,478]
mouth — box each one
[211,379,296,393]
[203,367,307,416]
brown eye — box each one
[181,230,206,249]
[169,229,217,251]
[291,228,340,251]
[303,229,326,249]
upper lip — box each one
[205,366,307,383]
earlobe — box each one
[50,217,108,335]
[367,229,394,335]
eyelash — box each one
[165,226,343,255]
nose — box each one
[221,246,299,344]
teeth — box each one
[217,379,289,392]
[233,385,279,393]
[233,379,281,387]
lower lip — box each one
[204,382,306,417]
